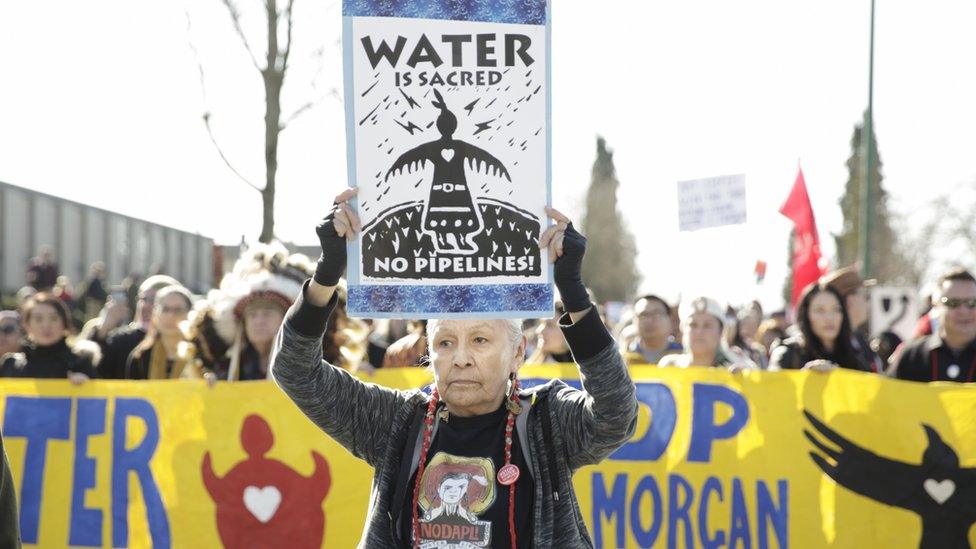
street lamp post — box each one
[860,0,876,278]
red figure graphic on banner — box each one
[202,414,331,548]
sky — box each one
[2,0,975,311]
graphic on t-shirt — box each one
[416,452,495,548]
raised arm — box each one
[271,189,408,467]
[553,308,637,470]
[539,208,638,469]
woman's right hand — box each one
[313,188,361,288]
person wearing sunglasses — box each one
[125,285,194,379]
[0,311,23,358]
[888,268,976,382]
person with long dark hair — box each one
[768,282,875,372]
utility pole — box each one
[860,0,876,278]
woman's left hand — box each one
[540,207,590,315]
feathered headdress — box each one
[183,242,313,380]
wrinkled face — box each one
[536,318,567,354]
[845,289,869,329]
[687,313,722,357]
[939,280,976,341]
[429,320,524,416]
[0,319,23,355]
[438,477,469,505]
[25,303,66,347]
[154,294,189,336]
[634,298,671,343]
[808,291,843,345]
[244,304,286,348]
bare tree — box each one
[902,181,976,284]
[187,0,335,243]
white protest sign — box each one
[342,1,552,318]
[677,174,747,231]
[869,286,917,341]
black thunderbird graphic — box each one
[804,410,976,548]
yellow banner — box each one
[1,367,975,548]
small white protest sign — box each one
[869,286,917,341]
[677,174,747,232]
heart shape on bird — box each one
[923,478,955,504]
[243,485,282,523]
[441,148,455,162]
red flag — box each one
[779,168,826,306]
[754,260,767,284]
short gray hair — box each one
[426,318,523,355]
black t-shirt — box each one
[401,403,534,548]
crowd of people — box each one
[2,245,975,385]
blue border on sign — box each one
[342,0,547,25]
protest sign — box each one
[341,0,552,318]
[677,174,747,231]
[870,286,918,340]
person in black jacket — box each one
[888,268,976,382]
[769,282,874,373]
[0,292,97,382]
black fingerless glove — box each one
[313,206,348,286]
[553,223,590,313]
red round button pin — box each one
[498,464,520,485]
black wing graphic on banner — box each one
[803,410,976,548]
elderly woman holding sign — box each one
[271,188,637,548]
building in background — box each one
[0,181,214,295]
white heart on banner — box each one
[923,478,955,504]
[243,485,282,523]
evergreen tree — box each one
[833,111,913,283]
[580,137,641,302]
[783,228,795,308]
